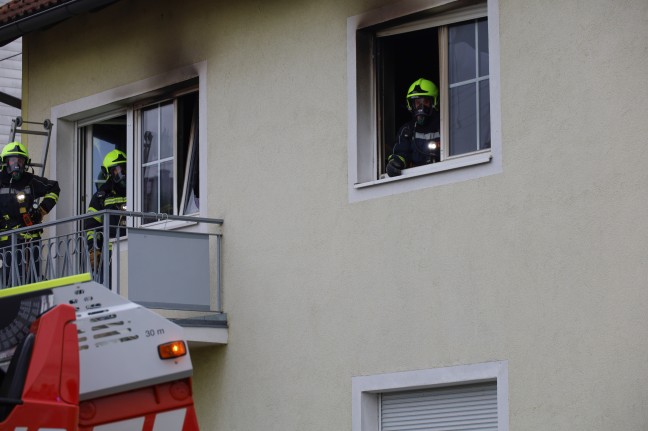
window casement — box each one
[135,89,200,223]
[352,361,509,431]
[347,0,502,202]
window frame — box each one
[347,0,502,202]
[50,62,207,229]
[351,361,509,431]
[133,86,200,220]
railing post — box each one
[115,225,121,295]
[216,233,222,312]
[102,213,110,289]
[10,232,17,287]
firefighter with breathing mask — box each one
[386,78,441,177]
[85,149,127,272]
[0,141,60,284]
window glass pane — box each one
[478,18,489,77]
[92,137,114,191]
[183,152,199,214]
[182,117,199,214]
[449,21,476,84]
[141,102,175,218]
[160,160,173,214]
[479,79,491,150]
[142,107,158,164]
[142,164,158,213]
[160,102,174,159]
[449,84,476,156]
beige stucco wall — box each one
[20,0,648,429]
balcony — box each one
[0,210,227,347]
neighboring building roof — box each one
[0,0,68,24]
[0,0,121,46]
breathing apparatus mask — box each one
[5,156,26,180]
[110,164,126,185]
[409,97,433,125]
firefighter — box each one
[85,149,127,273]
[386,78,441,177]
[0,141,60,285]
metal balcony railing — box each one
[0,210,223,312]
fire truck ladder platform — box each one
[0,273,90,299]
[1,273,194,401]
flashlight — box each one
[16,192,25,203]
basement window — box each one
[352,361,509,431]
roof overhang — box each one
[0,0,121,47]
[0,0,123,108]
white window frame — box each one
[136,99,176,217]
[51,62,208,230]
[347,0,502,202]
[352,360,509,431]
[134,88,199,221]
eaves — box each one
[0,0,122,47]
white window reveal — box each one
[347,0,502,202]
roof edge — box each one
[0,0,121,46]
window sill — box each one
[354,150,492,189]
[139,217,199,231]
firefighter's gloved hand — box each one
[386,157,405,177]
[88,248,102,271]
[28,206,46,224]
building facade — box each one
[1,0,648,429]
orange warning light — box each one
[158,340,187,359]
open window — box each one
[348,0,501,202]
[76,81,200,223]
[136,89,199,222]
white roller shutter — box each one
[380,382,497,431]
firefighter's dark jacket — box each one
[390,115,441,168]
[0,170,60,242]
[84,180,126,245]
